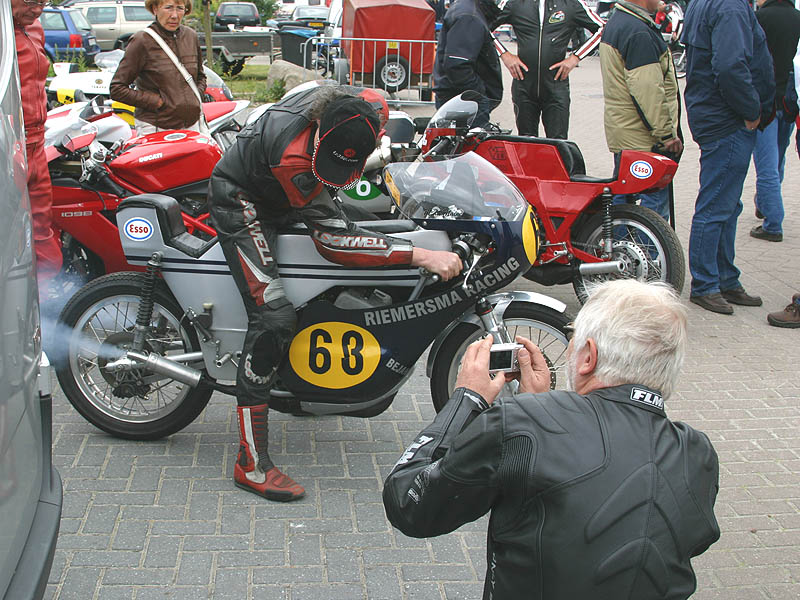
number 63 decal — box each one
[289,322,382,388]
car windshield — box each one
[294,6,328,18]
[221,4,256,16]
[384,153,528,222]
[69,9,93,31]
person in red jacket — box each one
[13,0,63,281]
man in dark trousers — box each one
[433,0,504,127]
[209,85,462,501]
[749,0,800,243]
[13,0,63,281]
[384,280,720,599]
[491,0,605,138]
[684,0,774,314]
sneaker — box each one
[767,294,800,329]
[721,287,763,307]
[690,293,734,315]
[750,225,782,242]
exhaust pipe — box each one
[110,350,203,387]
[577,260,625,276]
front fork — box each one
[475,297,512,344]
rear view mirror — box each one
[61,123,98,154]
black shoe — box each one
[690,293,734,315]
[721,287,763,306]
[750,225,782,242]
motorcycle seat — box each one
[119,193,218,259]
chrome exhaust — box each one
[577,260,625,276]
[105,350,203,387]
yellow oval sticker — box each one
[522,206,540,267]
[289,322,382,389]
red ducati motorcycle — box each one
[417,93,685,301]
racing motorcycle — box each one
[54,152,571,440]
[415,93,686,302]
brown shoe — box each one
[721,287,763,307]
[767,294,800,328]
[690,293,734,315]
[750,225,783,242]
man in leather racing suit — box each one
[383,280,720,599]
[209,85,462,502]
[491,0,605,138]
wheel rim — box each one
[68,294,194,424]
[581,218,669,285]
[380,61,406,87]
[444,317,570,397]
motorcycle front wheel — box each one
[429,303,571,412]
[55,273,212,440]
[571,204,685,304]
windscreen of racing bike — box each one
[384,153,529,223]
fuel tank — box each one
[109,130,222,192]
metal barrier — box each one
[297,35,436,106]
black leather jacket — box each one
[492,0,604,95]
[383,384,720,600]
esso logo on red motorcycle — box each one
[630,160,654,179]
[123,217,154,242]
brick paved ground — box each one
[44,57,800,599]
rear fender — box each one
[425,291,567,377]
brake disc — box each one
[611,240,650,280]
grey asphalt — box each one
[45,57,800,599]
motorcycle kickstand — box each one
[131,252,163,352]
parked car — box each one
[40,6,101,62]
[276,0,322,19]
[213,2,260,31]
[69,0,154,50]
[0,1,63,599]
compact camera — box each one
[488,343,523,373]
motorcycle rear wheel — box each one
[571,204,685,304]
[55,273,212,440]
[429,303,571,412]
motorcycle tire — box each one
[55,272,212,440]
[672,48,686,79]
[429,303,571,412]
[571,203,685,304]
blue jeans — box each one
[689,127,757,297]
[753,110,794,234]
[612,153,671,221]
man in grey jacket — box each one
[383,280,720,599]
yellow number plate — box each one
[387,41,399,50]
[289,322,382,389]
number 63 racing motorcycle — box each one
[55,153,571,440]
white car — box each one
[68,0,153,50]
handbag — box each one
[143,27,211,137]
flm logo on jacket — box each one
[630,160,654,179]
[123,217,154,241]
[549,10,566,23]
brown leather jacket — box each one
[110,21,206,129]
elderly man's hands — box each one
[453,334,552,406]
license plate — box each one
[387,41,399,49]
[308,21,323,27]
[88,37,96,45]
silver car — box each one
[0,1,63,598]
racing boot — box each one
[234,404,305,502]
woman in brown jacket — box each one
[110,0,206,133]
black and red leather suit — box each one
[15,19,63,280]
[383,384,721,599]
[208,86,413,407]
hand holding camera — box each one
[454,334,552,405]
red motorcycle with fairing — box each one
[415,92,685,302]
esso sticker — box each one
[123,217,154,241]
[630,160,654,179]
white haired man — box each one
[383,280,720,599]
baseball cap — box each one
[312,96,381,189]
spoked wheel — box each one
[571,204,685,304]
[430,303,571,412]
[375,55,410,92]
[55,273,211,440]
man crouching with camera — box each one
[383,279,720,600]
